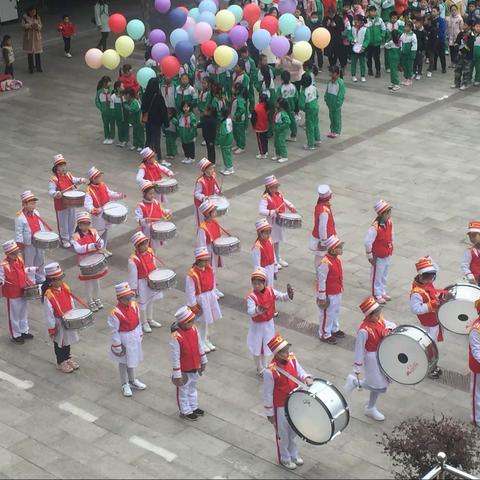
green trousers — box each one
[389,54,400,85]
[131,122,145,148]
[351,53,366,77]
[233,121,246,149]
[274,130,288,158]
[402,53,415,79]
[248,87,256,113]
[165,131,177,156]
[116,120,128,143]
[287,111,297,138]
[305,110,320,147]
[328,108,342,134]
[101,113,115,139]
[221,145,233,169]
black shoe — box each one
[184,412,198,421]
[333,330,346,338]
[375,71,381,78]
[428,368,442,379]
[29,69,34,74]
[441,69,446,74]
[11,336,24,344]
[320,336,337,345]
[36,68,43,73]
[193,408,205,416]
[368,69,374,76]
[21,333,34,340]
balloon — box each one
[149,28,166,44]
[115,35,135,57]
[108,13,126,33]
[151,42,170,61]
[199,11,216,26]
[294,24,311,41]
[175,40,194,64]
[126,19,145,40]
[178,6,188,13]
[137,67,157,88]
[199,0,217,14]
[278,13,296,35]
[229,25,248,46]
[252,28,271,50]
[185,16,196,30]
[270,35,290,57]
[194,21,213,43]
[170,28,189,47]
[260,15,278,35]
[215,32,231,45]
[226,49,239,70]
[102,49,120,70]
[215,9,235,31]
[227,4,243,23]
[263,0,273,5]
[312,27,331,49]
[154,0,170,13]
[292,40,312,62]
[160,55,181,78]
[169,7,187,28]
[189,7,200,21]
[213,45,234,67]
[278,0,297,14]
[201,39,217,57]
[253,20,261,32]
[243,3,261,25]
[84,48,103,69]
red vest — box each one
[74,229,108,281]
[1,257,28,298]
[88,182,110,208]
[410,280,439,327]
[358,317,390,352]
[139,161,163,182]
[312,202,336,239]
[263,192,286,213]
[199,220,221,245]
[139,200,166,222]
[24,210,41,235]
[188,265,215,294]
[51,172,74,211]
[194,175,219,208]
[176,326,201,371]
[254,238,275,267]
[270,354,300,408]
[45,284,72,318]
[131,249,156,279]
[249,286,276,322]
[470,248,480,281]
[372,219,394,258]
[324,254,343,295]
[114,302,140,332]
[469,318,480,373]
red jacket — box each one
[119,73,140,98]
[57,21,76,37]
[253,102,268,132]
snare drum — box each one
[438,283,480,335]
[63,190,85,208]
[32,231,60,250]
[212,236,241,256]
[79,253,107,277]
[208,195,230,216]
[151,221,177,241]
[147,269,177,291]
[62,308,94,330]
[102,202,128,224]
[377,324,438,385]
[285,378,349,445]
[155,178,178,195]
[23,284,42,300]
[276,212,302,229]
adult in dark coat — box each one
[323,7,346,68]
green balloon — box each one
[137,67,156,88]
[279,13,296,35]
[127,19,145,41]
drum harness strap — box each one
[267,364,309,390]
[25,210,54,232]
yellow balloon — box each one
[312,27,331,49]
[102,49,121,70]
[115,35,135,57]
[215,9,235,31]
[253,20,261,32]
[214,45,234,67]
[292,41,312,62]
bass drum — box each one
[285,378,349,445]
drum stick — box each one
[35,214,54,232]
[269,365,310,390]
[68,291,90,309]
[102,204,127,213]
[218,225,234,237]
[152,253,167,267]
[355,373,362,391]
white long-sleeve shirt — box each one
[409,291,432,315]
[48,174,85,199]
[461,247,479,281]
[72,230,104,255]
[258,196,295,219]
[15,209,47,245]
[185,274,216,307]
[470,329,480,364]
[354,319,396,368]
[169,326,207,378]
[246,289,289,317]
[364,225,380,258]
[84,187,123,215]
[135,164,173,186]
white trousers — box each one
[176,372,199,415]
[371,256,391,298]
[274,407,298,464]
[84,279,100,303]
[319,293,342,338]
[197,320,210,350]
[55,208,76,242]
[471,373,480,426]
[5,298,29,339]
[119,364,135,385]
[140,303,154,325]
[23,245,45,283]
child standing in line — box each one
[473,20,480,86]
[276,70,298,142]
[452,20,475,89]
[324,66,346,138]
[95,75,115,145]
[413,17,427,79]
[385,29,402,90]
[164,108,178,160]
[239,46,257,113]
[1,35,14,77]
[231,83,247,155]
[175,73,198,110]
[446,5,464,66]
[385,11,406,72]
[351,14,371,82]
[57,14,76,58]
[119,64,140,98]
[110,81,128,148]
[198,106,217,163]
[178,101,197,165]
[123,88,144,151]
[160,75,177,109]
[400,21,418,85]
[272,99,291,164]
[197,77,212,117]
[211,83,227,117]
[194,54,208,93]
[217,107,234,176]
[299,73,321,150]
[252,93,270,159]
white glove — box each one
[353,364,363,375]
[25,266,38,274]
[87,244,97,252]
[54,191,62,199]
[111,344,123,355]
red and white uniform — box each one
[316,253,343,339]
[461,247,480,284]
[193,174,220,225]
[169,326,207,415]
[410,280,443,342]
[136,160,173,203]
[309,200,336,264]
[72,228,106,281]
[134,199,169,251]
[259,191,295,243]
[196,220,223,270]
[107,301,143,368]
[365,219,394,299]
[48,172,84,243]
[469,318,480,426]
[246,287,289,355]
[263,353,309,464]
[251,238,278,287]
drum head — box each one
[152,221,176,232]
[64,308,91,320]
[148,269,175,281]
[209,195,230,209]
[63,191,84,198]
[104,202,128,216]
[79,253,104,267]
[213,236,239,246]
[279,213,301,220]
[157,179,177,187]
[34,231,59,241]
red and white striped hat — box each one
[140,147,156,161]
[175,305,195,324]
[415,256,437,275]
[131,231,149,247]
[115,281,135,299]
[325,235,342,251]
[87,167,102,181]
[264,175,279,188]
[267,334,290,356]
[20,190,37,203]
[251,266,267,282]
[194,247,210,261]
[53,154,66,167]
[45,262,64,279]
[76,211,91,224]
[317,184,332,199]
[359,296,381,316]
[374,200,391,215]
[468,221,480,234]
[2,240,20,255]
[199,200,216,215]
[140,179,155,192]
[198,158,213,171]
[255,218,271,232]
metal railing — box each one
[422,453,479,480]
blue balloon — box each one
[199,0,217,14]
[189,7,200,21]
[252,29,271,51]
[169,7,187,29]
[294,24,311,41]
[198,10,216,26]
[175,40,194,64]
[226,49,239,70]
[216,32,232,46]
[187,27,200,46]
[170,28,189,47]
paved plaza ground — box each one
[1,1,480,478]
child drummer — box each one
[47,154,86,248]
[252,218,278,287]
[108,281,146,398]
[0,240,37,344]
[127,232,163,334]
[71,211,107,313]
[461,221,480,285]
[134,180,171,252]
[84,166,126,257]
[194,158,221,226]
[185,247,222,353]
[469,299,480,427]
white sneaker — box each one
[181,157,189,164]
[129,378,147,390]
[61,240,71,248]
[315,140,322,146]
[277,157,288,163]
[343,374,357,395]
[107,139,115,145]
[129,145,135,151]
[281,461,297,470]
[460,85,467,90]
[287,136,296,142]
[116,141,126,148]
[391,85,401,91]
[203,344,211,354]
[375,296,386,305]
[271,156,278,161]
[215,288,224,298]
[352,76,358,82]
[293,457,304,466]
[386,69,391,73]
[65,52,72,58]
[104,249,113,258]
[279,258,289,267]
[186,158,195,164]
[122,383,133,397]
[233,148,244,154]
[206,339,216,351]
[277,263,283,270]
[364,406,385,421]
[474,82,480,86]
[450,84,459,89]
[256,153,267,159]
[415,74,421,80]
[148,319,162,328]
[220,168,234,175]
[102,139,110,145]
[426,71,432,78]
[161,160,172,167]
[201,140,206,146]
[142,322,152,333]
[136,147,142,152]
[361,77,366,82]
[303,144,316,150]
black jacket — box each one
[414,28,427,52]
[142,92,169,127]
[454,31,475,60]
[198,114,217,143]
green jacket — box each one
[474,33,480,60]
[273,110,290,134]
[95,88,112,115]
[231,97,247,124]
[110,93,125,122]
[232,72,250,94]
[299,85,319,114]
[197,90,212,114]
[216,117,233,147]
[123,97,141,125]
[324,79,346,110]
[276,83,298,112]
[367,16,386,46]
[177,112,197,143]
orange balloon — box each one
[311,27,331,49]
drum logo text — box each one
[406,362,419,376]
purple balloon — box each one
[175,40,194,63]
[215,32,231,45]
[278,0,297,14]
[169,7,187,28]
[151,42,170,62]
[229,25,248,47]
[149,28,166,45]
[270,35,290,57]
[155,0,171,14]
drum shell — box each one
[79,254,107,276]
[23,284,42,300]
[154,179,178,195]
[62,191,85,208]
[212,237,241,256]
[147,269,177,291]
[150,221,177,241]
[102,203,128,224]
[32,232,60,250]
[61,309,94,330]
[208,195,229,217]
[275,213,303,229]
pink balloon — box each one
[270,36,290,57]
[184,16,196,29]
[151,42,170,62]
[84,48,103,69]
[229,25,248,47]
[194,21,213,43]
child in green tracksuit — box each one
[324,66,346,138]
[350,14,371,82]
[400,21,417,85]
[299,73,321,150]
[123,88,144,151]
[257,57,276,138]
[231,83,247,154]
[385,30,402,90]
[472,22,480,85]
[272,99,291,163]
[276,70,298,141]
[95,75,115,144]
[164,108,178,159]
[178,101,197,164]
[211,84,227,118]
[197,78,212,116]
[110,80,128,147]
[385,12,405,71]
[175,73,197,111]
[217,108,234,175]
[239,46,257,113]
